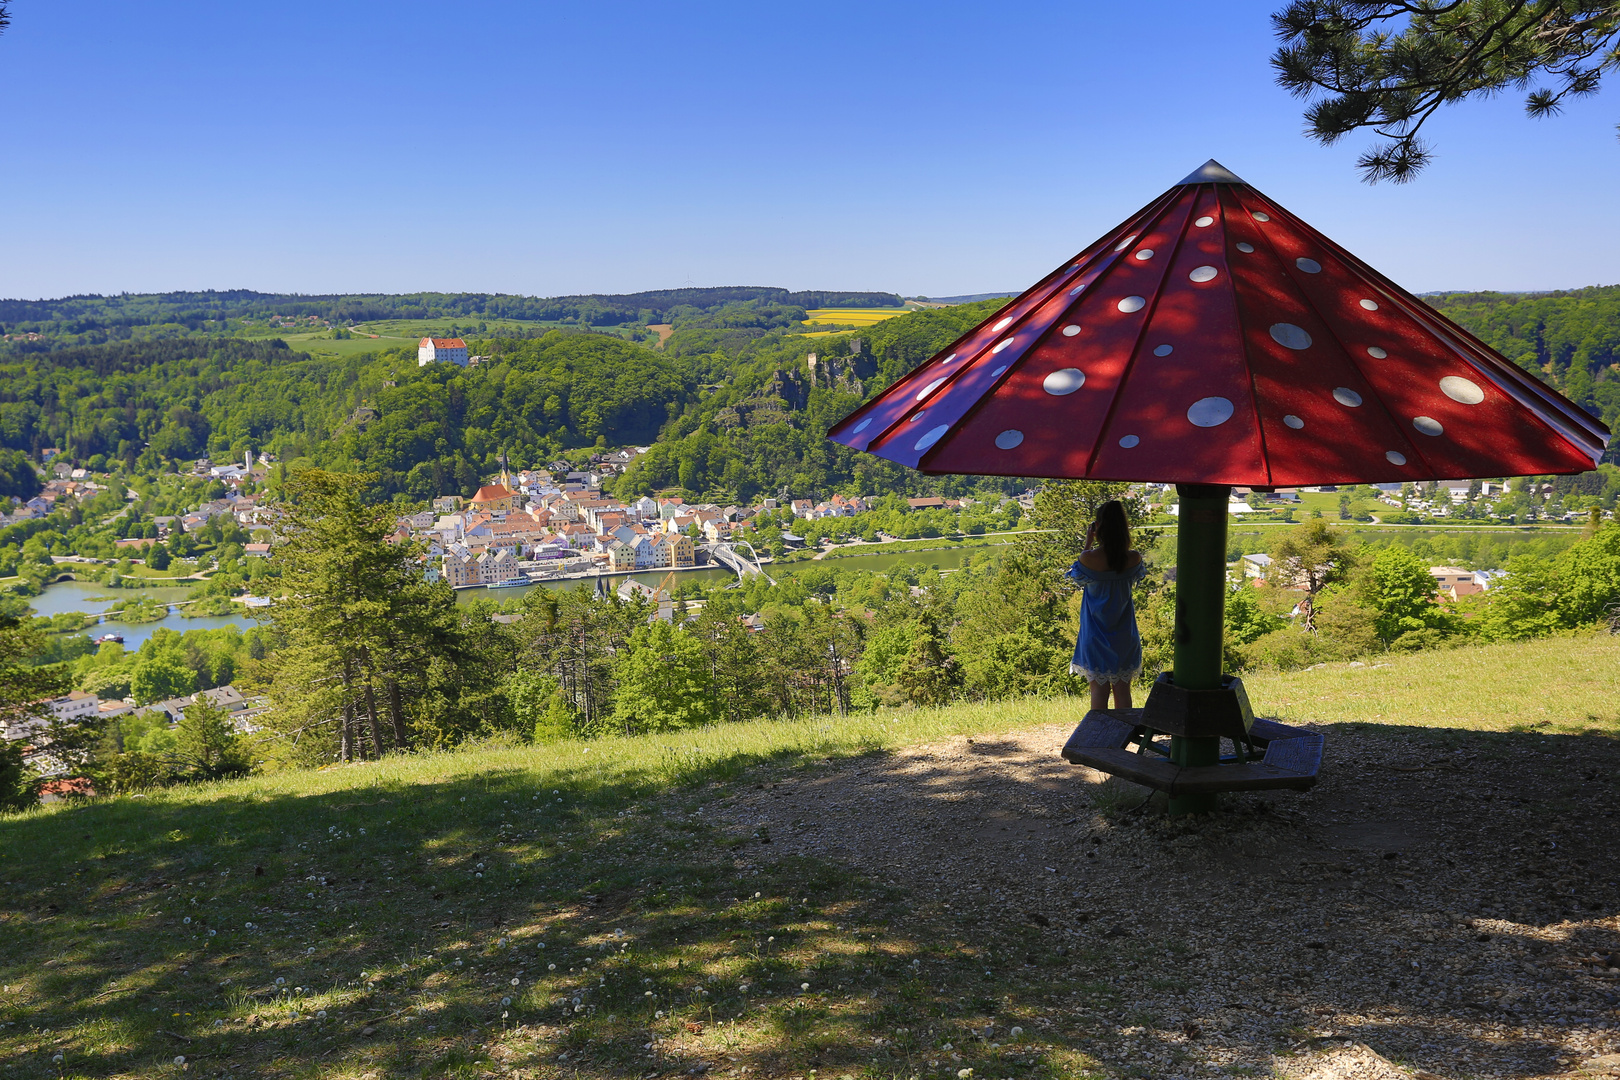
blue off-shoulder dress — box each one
[1066,556,1147,684]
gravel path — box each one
[720,721,1620,1078]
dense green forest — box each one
[1429,284,1620,447]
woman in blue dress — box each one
[1066,500,1146,712]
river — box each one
[450,542,1007,605]
[28,545,1011,634]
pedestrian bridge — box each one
[708,540,774,584]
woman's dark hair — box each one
[1095,500,1131,572]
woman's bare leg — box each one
[1089,679,1111,711]
[1111,681,1134,710]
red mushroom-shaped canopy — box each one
[828,161,1609,485]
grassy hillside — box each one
[2,635,1615,1079]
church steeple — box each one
[499,449,512,489]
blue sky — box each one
[2,1,1616,299]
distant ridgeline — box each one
[0,286,904,350]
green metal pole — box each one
[1169,483,1231,815]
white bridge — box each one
[707,540,774,584]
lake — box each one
[28,579,258,650]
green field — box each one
[239,318,645,360]
[2,635,1615,1078]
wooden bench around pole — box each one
[1060,709,1323,795]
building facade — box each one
[417,337,470,367]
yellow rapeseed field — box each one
[800,307,910,327]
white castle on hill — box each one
[417,337,469,367]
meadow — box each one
[236,318,645,359]
[2,635,1616,1079]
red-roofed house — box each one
[469,484,516,514]
[417,337,469,367]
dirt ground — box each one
[719,720,1620,1079]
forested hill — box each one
[1428,285,1620,427]
[0,286,904,349]
[0,283,1614,507]
[0,295,1009,503]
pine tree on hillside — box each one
[261,470,459,762]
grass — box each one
[1247,633,1620,735]
[3,635,1617,1078]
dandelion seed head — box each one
[275,977,285,985]
[501,996,512,1007]
[174,1056,186,1065]
[183,916,191,924]
[801,983,810,991]
[548,963,555,971]
[511,978,519,986]
[655,1010,665,1019]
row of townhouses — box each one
[3,685,269,780]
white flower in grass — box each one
[800,983,809,991]
[174,1055,186,1065]
[183,916,191,924]
[655,1010,665,1019]
[1009,1025,1023,1038]
[511,978,519,986]
[956,1071,972,1079]
[501,996,512,1007]
[51,1055,62,1064]
[644,991,653,997]
[316,1010,327,1019]
[548,963,556,971]
[275,977,285,985]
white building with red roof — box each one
[418,337,470,367]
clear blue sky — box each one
[2,1,1616,300]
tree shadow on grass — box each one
[1,717,1617,1078]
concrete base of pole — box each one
[1168,735,1220,815]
